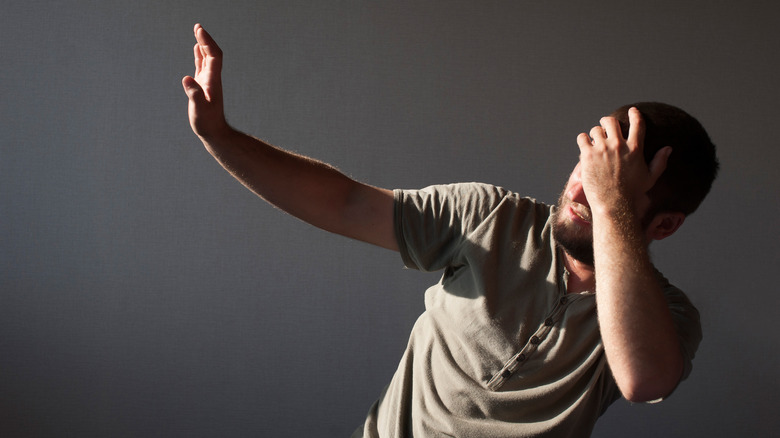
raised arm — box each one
[577,108,684,402]
[182,24,398,251]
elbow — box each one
[616,360,683,403]
[620,382,670,403]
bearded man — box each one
[182,24,718,437]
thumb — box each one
[182,76,206,104]
[648,146,673,184]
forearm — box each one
[183,25,397,250]
[592,202,683,402]
[198,128,397,250]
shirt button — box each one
[501,370,512,379]
[530,336,540,345]
[544,318,554,326]
[560,296,568,305]
[516,353,526,362]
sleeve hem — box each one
[393,188,419,270]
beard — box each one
[551,190,595,267]
[551,189,658,268]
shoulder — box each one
[654,270,701,321]
[396,182,510,201]
[395,182,545,213]
[394,182,554,239]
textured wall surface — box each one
[2,1,777,436]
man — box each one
[182,24,718,437]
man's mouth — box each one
[568,202,592,224]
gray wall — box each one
[2,1,777,436]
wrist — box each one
[197,121,235,144]
[590,195,643,234]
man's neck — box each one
[563,252,596,294]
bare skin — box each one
[182,24,397,251]
[183,24,686,403]
[563,110,685,401]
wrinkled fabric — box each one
[354,183,701,438]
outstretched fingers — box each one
[193,43,204,76]
[194,24,223,60]
[190,24,223,102]
[183,24,228,138]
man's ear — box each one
[646,212,686,241]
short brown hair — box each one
[611,102,719,216]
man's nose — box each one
[567,166,589,206]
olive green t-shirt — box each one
[356,183,701,438]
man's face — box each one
[552,163,595,266]
[552,163,657,266]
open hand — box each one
[576,107,672,214]
[182,24,229,139]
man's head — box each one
[610,102,719,218]
[552,102,720,266]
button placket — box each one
[486,295,571,390]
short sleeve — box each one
[393,183,510,272]
[663,283,703,382]
[649,271,703,402]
